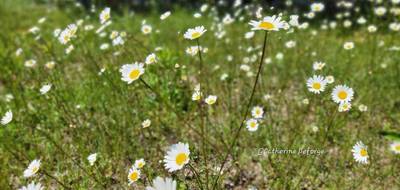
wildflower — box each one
[249,15,287,31]
[112,36,124,46]
[325,76,335,84]
[205,95,217,105]
[352,141,368,164]
[23,159,41,178]
[25,59,37,67]
[19,182,44,190]
[141,24,152,34]
[87,153,97,166]
[338,102,352,112]
[343,42,354,50]
[160,11,171,20]
[100,43,109,50]
[164,142,190,172]
[134,159,146,169]
[15,48,23,56]
[120,63,145,84]
[246,118,259,132]
[39,84,52,95]
[65,45,74,54]
[332,85,354,104]
[368,25,377,33]
[127,166,140,184]
[146,177,176,190]
[1,110,12,125]
[307,75,327,94]
[184,26,206,40]
[251,106,264,119]
[244,31,255,39]
[374,7,387,16]
[302,98,309,105]
[145,53,157,65]
[313,61,325,70]
[191,91,202,101]
[285,40,296,48]
[311,3,325,12]
[142,119,151,128]
[100,7,111,24]
[358,104,368,112]
[390,141,400,154]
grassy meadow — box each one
[0,0,400,189]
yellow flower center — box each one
[129,69,141,80]
[338,91,348,100]
[129,171,139,181]
[259,21,275,30]
[312,82,321,90]
[360,149,368,157]
[138,162,144,168]
[395,145,400,151]
[32,166,39,173]
[175,153,188,166]
[191,32,201,39]
[250,122,257,128]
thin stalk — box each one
[188,163,204,190]
[196,38,209,189]
[212,31,269,188]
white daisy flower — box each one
[142,119,151,128]
[191,91,202,101]
[338,102,352,112]
[183,26,207,40]
[23,159,41,178]
[127,166,140,184]
[145,53,157,65]
[141,24,152,35]
[390,141,400,154]
[331,85,354,104]
[120,63,145,84]
[134,158,146,169]
[343,42,354,50]
[312,61,325,70]
[1,110,13,126]
[251,106,264,119]
[100,7,111,24]
[205,95,217,105]
[160,11,171,20]
[306,75,327,94]
[325,75,335,84]
[358,104,368,112]
[15,48,23,56]
[311,3,325,12]
[25,59,37,67]
[163,142,190,172]
[19,181,44,190]
[39,84,52,95]
[146,177,176,190]
[244,31,255,39]
[87,153,97,166]
[249,15,287,31]
[352,141,368,164]
[246,118,259,132]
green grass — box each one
[0,1,400,189]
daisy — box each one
[45,61,55,69]
[312,61,325,70]
[191,91,202,101]
[25,59,37,67]
[87,153,97,166]
[40,84,52,95]
[160,11,171,20]
[142,119,151,128]
[1,110,12,125]
[205,95,217,105]
[390,141,400,154]
[183,26,207,40]
[163,142,190,172]
[325,75,335,84]
[134,158,146,169]
[141,25,152,35]
[343,42,354,50]
[358,104,368,112]
[146,177,176,190]
[251,106,264,119]
[306,75,327,94]
[23,159,41,178]
[249,15,287,31]
[145,53,157,65]
[120,63,145,84]
[100,7,111,24]
[338,102,352,112]
[246,118,259,132]
[127,166,140,184]
[352,141,368,164]
[19,182,44,190]
[331,85,354,104]
[311,3,325,12]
